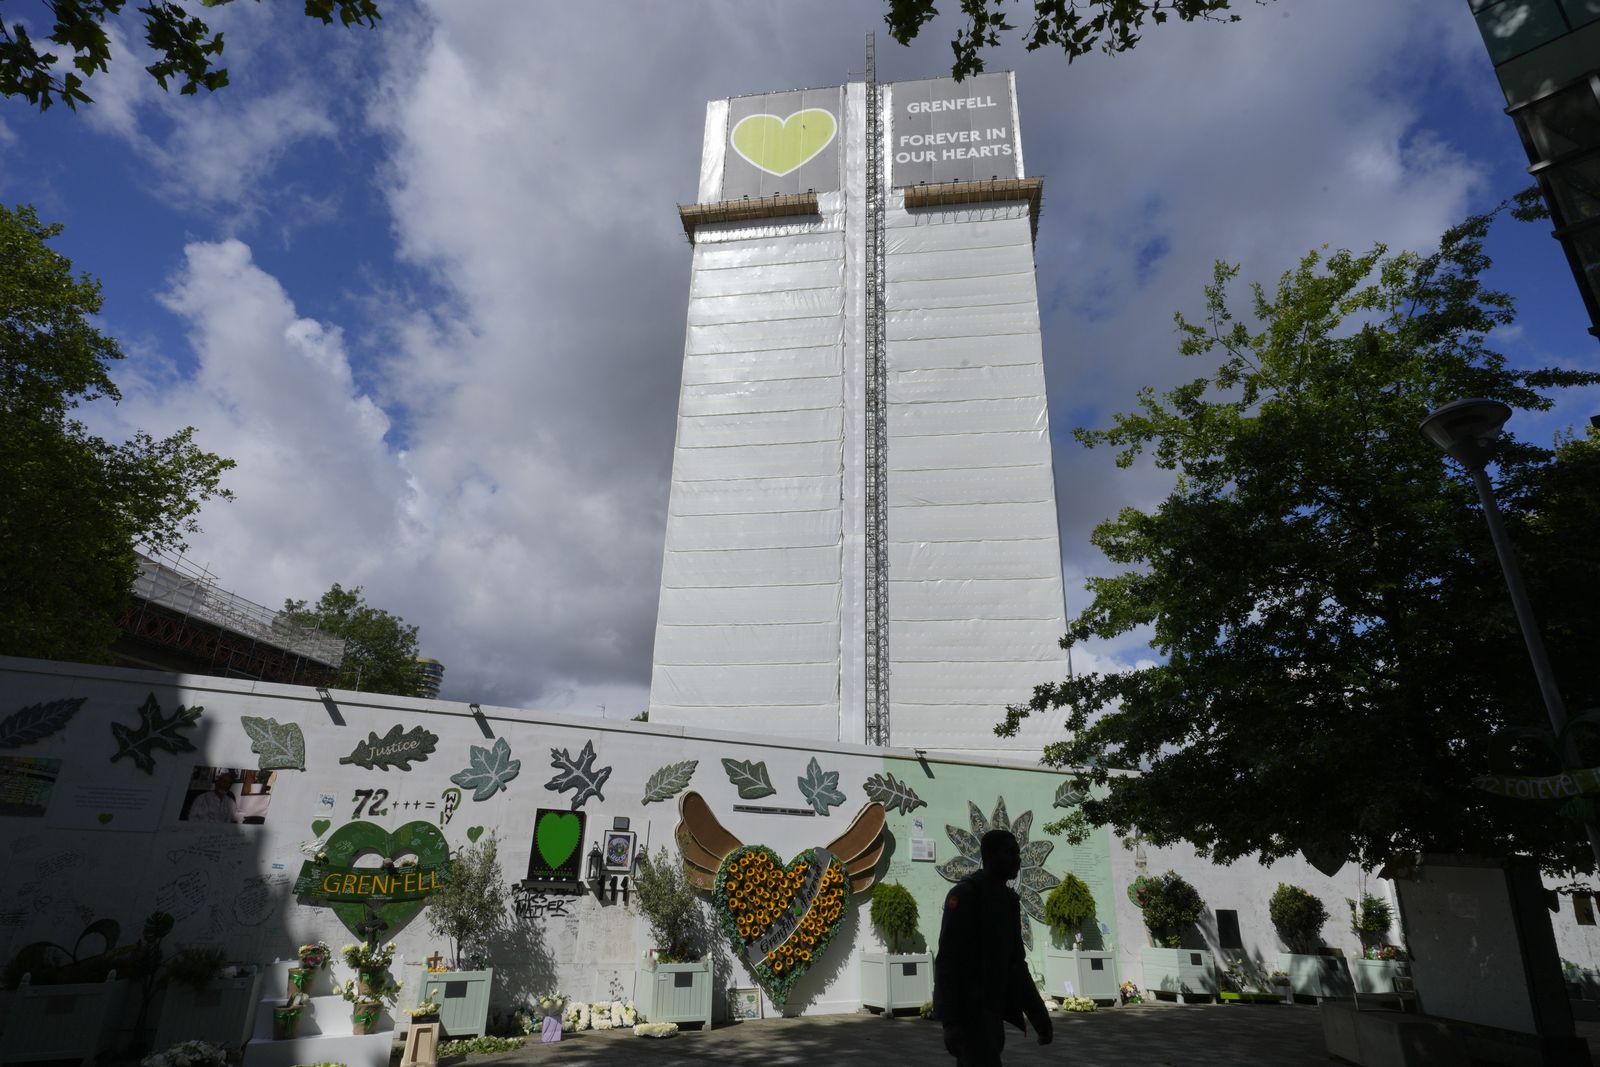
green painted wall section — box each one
[869,757,1119,981]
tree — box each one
[282,582,422,696]
[1,0,381,112]
[425,833,506,969]
[0,203,234,664]
[1002,196,1600,876]
[885,0,1265,80]
[633,845,707,962]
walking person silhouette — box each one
[934,829,1054,1066]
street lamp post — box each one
[1420,398,1600,870]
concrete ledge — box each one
[1321,1000,1590,1067]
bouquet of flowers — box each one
[1118,980,1143,1005]
[298,941,331,969]
[407,996,441,1019]
[1061,996,1097,1013]
[141,1040,227,1067]
[634,1022,678,1038]
[341,941,398,971]
[1364,945,1407,961]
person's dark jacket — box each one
[933,871,1050,1037]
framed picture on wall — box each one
[729,986,762,1020]
[603,829,636,873]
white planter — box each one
[1278,952,1354,1001]
[636,958,712,1030]
[860,952,933,1013]
[1044,950,1119,1004]
[1141,947,1216,1003]
[420,968,493,1038]
[154,970,263,1049]
[1353,958,1411,994]
[0,974,130,1064]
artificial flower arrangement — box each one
[633,1022,678,1038]
[1061,995,1097,1013]
[140,1039,227,1067]
[1363,945,1407,961]
[1118,980,1143,1005]
[298,941,331,970]
[712,845,848,1007]
[560,1000,636,1032]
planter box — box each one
[636,958,713,1030]
[860,952,933,1014]
[154,970,263,1049]
[1141,947,1216,1003]
[1044,950,1119,1004]
[420,968,493,1038]
[1278,952,1354,1001]
[1353,958,1411,995]
[0,974,130,1065]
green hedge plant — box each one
[1141,871,1203,948]
[1044,873,1097,946]
[1270,883,1329,955]
[1347,893,1393,952]
[869,882,919,955]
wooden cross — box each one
[357,904,389,949]
[426,951,444,970]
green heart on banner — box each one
[731,109,836,177]
[316,821,450,938]
[466,826,484,844]
[535,811,581,871]
[311,818,331,837]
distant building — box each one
[1470,0,1600,339]
[113,551,345,686]
[414,657,445,699]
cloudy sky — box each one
[3,1,1593,717]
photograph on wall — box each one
[0,755,62,818]
[603,829,636,873]
[526,807,586,883]
[177,765,276,825]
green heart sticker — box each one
[731,109,836,177]
[311,818,331,837]
[466,826,484,843]
[316,820,450,938]
[535,811,581,871]
[97,813,113,825]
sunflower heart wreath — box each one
[714,845,848,1008]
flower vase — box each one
[272,1005,302,1040]
[357,969,387,996]
[287,968,312,998]
[352,999,383,1035]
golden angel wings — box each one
[674,790,886,892]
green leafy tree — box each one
[425,834,506,969]
[1,0,381,112]
[0,203,234,664]
[1140,870,1202,947]
[869,881,920,954]
[282,583,421,696]
[1004,196,1600,876]
[1347,893,1393,952]
[885,0,1264,80]
[1043,872,1096,943]
[633,845,706,962]
[1268,883,1326,954]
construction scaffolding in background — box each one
[114,550,345,686]
[863,34,891,747]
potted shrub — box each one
[860,882,933,1014]
[632,845,713,1030]
[420,834,505,1038]
[271,994,307,1040]
[1137,871,1216,1003]
[342,941,398,996]
[1043,874,1118,1004]
[1270,883,1352,1001]
[151,947,261,1049]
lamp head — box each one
[1420,398,1511,472]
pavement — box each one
[455,1002,1345,1066]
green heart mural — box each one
[713,845,848,1008]
[526,808,584,882]
[731,109,836,177]
[292,820,450,938]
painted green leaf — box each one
[1020,839,1055,869]
[0,697,85,749]
[1011,809,1033,846]
[451,737,521,801]
[1054,779,1089,808]
[861,771,926,815]
[797,756,845,817]
[935,854,979,881]
[338,723,438,771]
[545,740,610,809]
[721,757,776,800]
[642,759,698,804]
[240,715,306,770]
[110,693,201,774]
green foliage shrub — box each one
[634,845,704,962]
[1044,873,1097,942]
[1141,871,1203,947]
[869,882,919,954]
[1347,893,1393,948]
[165,945,227,991]
[1270,883,1329,954]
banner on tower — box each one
[721,86,844,200]
[891,72,1020,187]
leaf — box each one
[239,716,306,770]
[545,740,611,809]
[861,772,926,815]
[1018,866,1059,894]
[0,697,85,748]
[642,760,698,804]
[1019,839,1055,869]
[797,757,845,816]
[337,723,438,771]
[1054,779,1089,808]
[109,693,201,774]
[721,757,776,800]
[946,825,981,862]
[990,796,1010,832]
[450,737,522,802]
[1011,810,1033,847]
[935,854,979,882]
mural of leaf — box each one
[991,797,1010,832]
[721,757,776,800]
[338,724,439,771]
[967,801,987,839]
[240,716,306,770]
[797,757,845,817]
[642,760,698,804]
[546,740,611,809]
[1018,865,1059,894]
[0,697,85,749]
[451,737,522,801]
[935,854,979,882]
[861,771,926,815]
[1019,839,1055,869]
[1019,886,1048,925]
[946,825,981,861]
[1011,810,1033,846]
[1054,780,1088,808]
[109,693,201,774]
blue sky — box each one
[2,1,1594,715]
